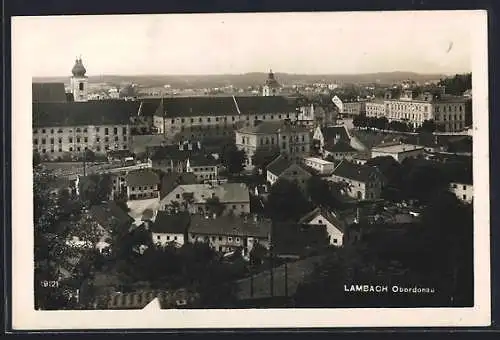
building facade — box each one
[371,143,425,163]
[70,57,89,102]
[450,182,473,203]
[328,161,384,200]
[236,121,311,169]
[302,157,335,175]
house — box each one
[149,142,204,173]
[323,140,358,161]
[159,182,251,216]
[312,125,352,153]
[352,153,371,165]
[302,157,335,175]
[159,171,198,200]
[328,161,384,200]
[125,169,160,200]
[151,211,190,247]
[236,120,311,169]
[450,182,473,203]
[188,214,271,255]
[88,201,134,231]
[298,207,347,246]
[266,155,312,190]
[186,155,219,183]
[371,142,425,163]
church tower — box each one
[70,57,88,102]
[262,69,281,96]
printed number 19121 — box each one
[40,280,59,288]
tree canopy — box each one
[221,144,246,175]
[265,179,312,221]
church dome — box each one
[265,69,280,87]
[72,58,87,77]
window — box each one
[42,129,46,133]
[113,127,117,135]
[236,237,240,243]
[157,235,161,240]
[333,238,338,244]
[69,147,73,152]
[77,147,81,152]
[122,127,127,134]
[34,139,38,145]
[83,128,88,133]
[50,129,54,134]
[42,138,46,144]
[96,146,101,151]
[50,138,54,144]
[176,194,180,199]
[96,137,100,143]
[96,127,100,132]
[199,118,202,123]
[34,129,38,134]
[114,136,119,142]
[105,137,109,142]
[58,147,62,152]
[318,219,323,224]
[77,137,80,143]
[79,82,84,91]
[228,237,233,242]
[174,236,178,241]
[105,128,109,135]
[42,149,46,153]
[463,195,467,200]
[463,185,467,190]
[215,117,219,122]
[123,145,127,149]
[105,145,109,150]
[218,236,222,241]
[84,137,88,143]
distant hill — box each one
[33,71,451,89]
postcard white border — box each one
[11,10,490,329]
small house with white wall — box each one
[302,157,335,175]
[151,211,190,247]
[298,207,347,247]
[371,142,425,163]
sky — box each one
[13,11,476,77]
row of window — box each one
[168,114,292,125]
[156,235,179,241]
[387,103,430,113]
[191,167,217,172]
[38,144,128,153]
[191,234,242,243]
[34,127,128,135]
[452,184,469,190]
[34,135,127,144]
[131,185,156,191]
[434,114,463,121]
[435,105,463,113]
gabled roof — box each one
[32,82,67,103]
[298,207,346,233]
[89,201,133,230]
[188,155,220,167]
[160,172,198,199]
[320,126,350,144]
[32,101,141,127]
[150,144,203,162]
[163,182,249,204]
[266,155,293,176]
[324,140,357,153]
[189,215,271,238]
[332,161,380,183]
[125,169,160,187]
[151,211,190,234]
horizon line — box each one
[32,70,472,79]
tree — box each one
[221,144,246,175]
[403,160,450,203]
[265,179,312,221]
[251,148,280,171]
[33,150,42,167]
[418,120,436,133]
[205,196,225,217]
[78,174,113,206]
[306,176,343,210]
[438,73,472,96]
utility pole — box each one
[270,224,274,298]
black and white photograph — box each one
[11,10,490,329]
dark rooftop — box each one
[332,160,380,183]
[151,211,190,234]
[189,215,271,238]
[160,171,198,199]
[89,201,133,230]
[32,82,67,103]
[125,169,160,187]
[32,101,140,127]
[266,155,293,176]
[324,140,357,153]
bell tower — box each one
[70,56,88,102]
[262,69,281,96]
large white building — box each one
[366,89,468,132]
[236,121,311,169]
